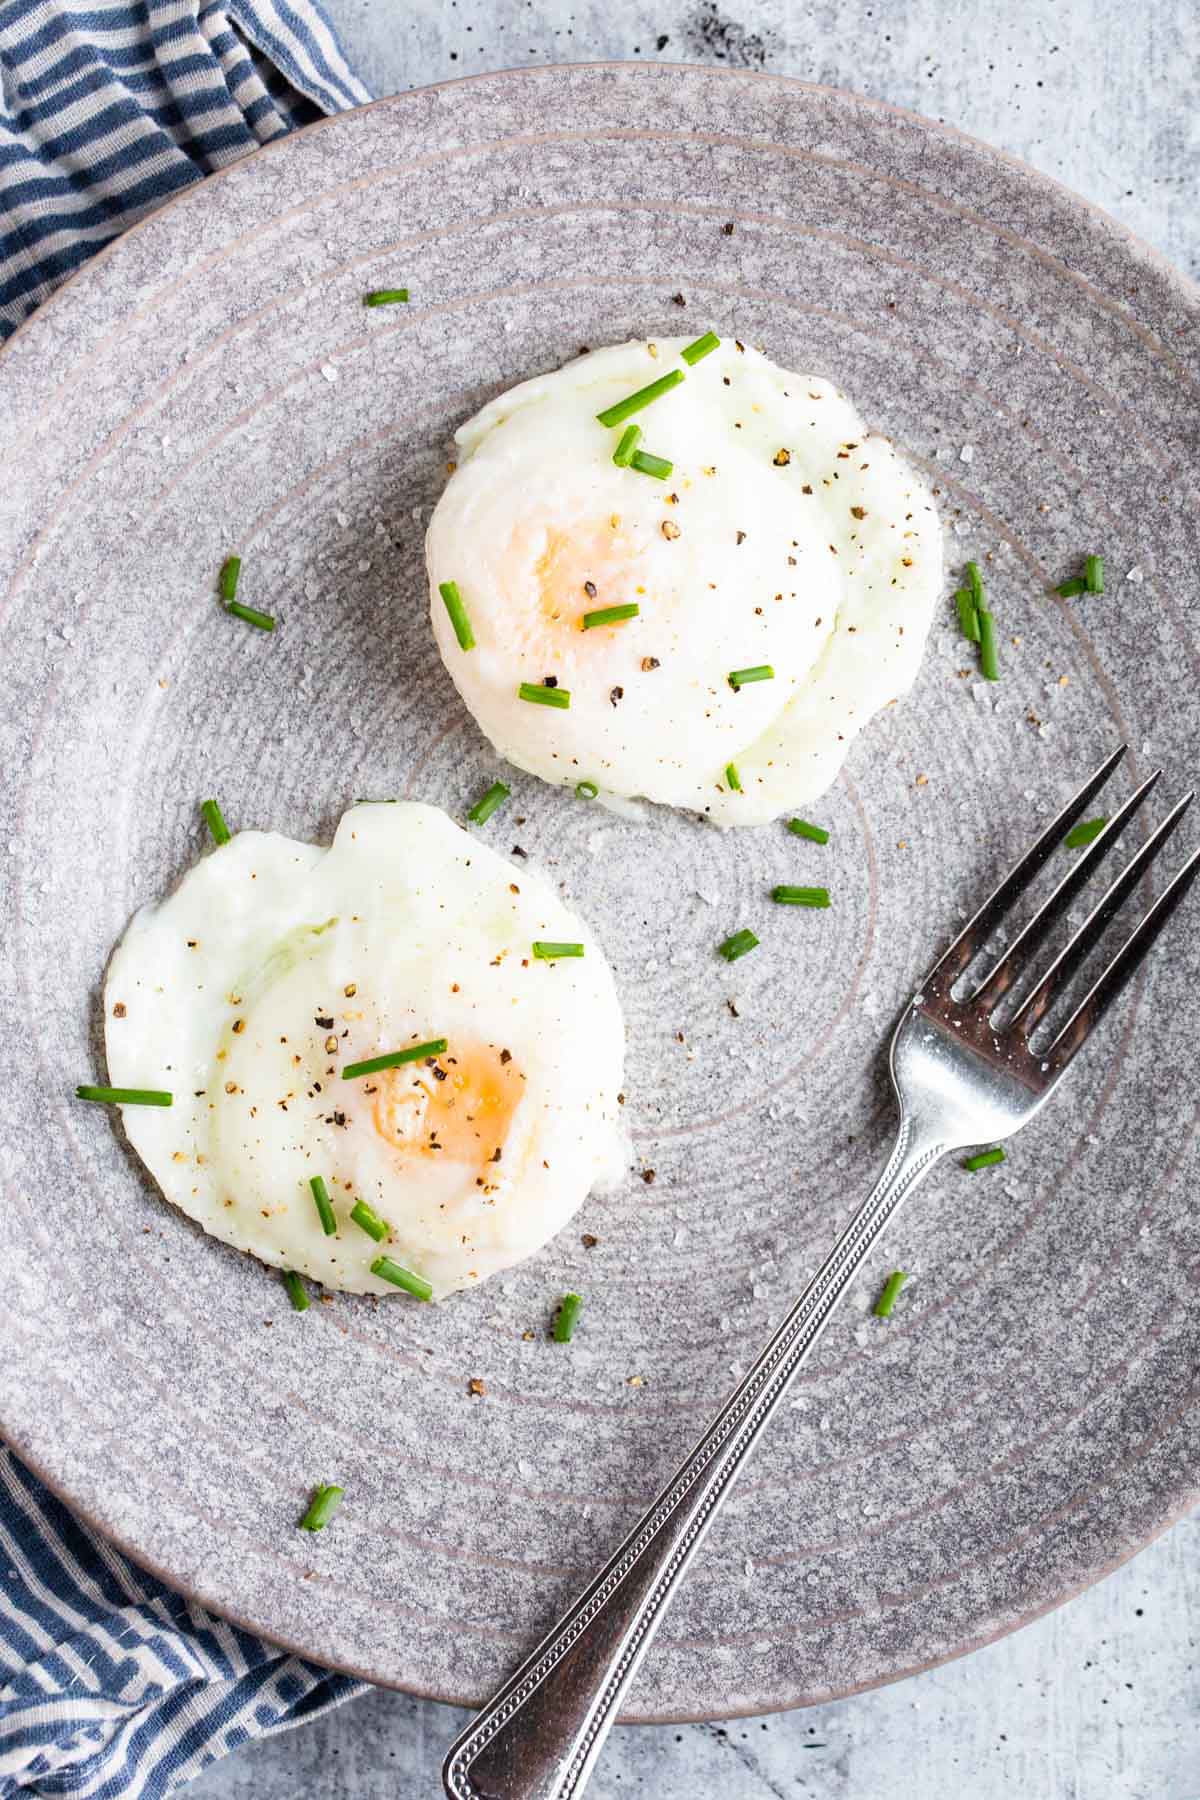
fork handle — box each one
[442,1117,947,1800]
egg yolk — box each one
[372,1042,524,1167]
[523,521,646,630]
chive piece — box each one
[350,1199,389,1242]
[518,681,571,709]
[787,818,829,844]
[874,1270,908,1318]
[532,941,584,960]
[718,928,759,962]
[226,600,275,632]
[963,1146,1006,1172]
[955,588,981,642]
[681,331,720,366]
[467,780,510,824]
[977,609,999,681]
[575,780,599,800]
[1064,816,1107,849]
[76,1085,172,1107]
[1085,554,1105,594]
[283,1269,310,1312]
[219,556,241,601]
[613,424,642,467]
[371,1255,433,1300]
[583,602,640,630]
[439,580,476,651]
[728,665,774,689]
[310,1175,337,1236]
[201,798,231,846]
[629,449,674,480]
[725,763,742,792]
[298,1483,343,1531]
[595,368,685,429]
[363,288,409,306]
[342,1038,448,1081]
[772,885,831,907]
[554,1292,584,1342]
[1056,576,1087,598]
[965,561,984,604]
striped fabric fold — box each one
[0,1448,368,1795]
[0,0,371,339]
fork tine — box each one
[923,744,1127,992]
[1044,838,1200,1072]
[1011,792,1194,1037]
[970,768,1163,1011]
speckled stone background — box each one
[2,4,1198,1797]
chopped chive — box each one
[350,1199,388,1242]
[371,1255,432,1300]
[298,1483,343,1531]
[342,1038,448,1081]
[977,608,999,681]
[613,424,642,467]
[532,941,584,960]
[681,331,720,365]
[467,780,510,824]
[965,560,984,604]
[963,1146,1006,1172]
[76,1085,172,1107]
[583,602,639,630]
[1056,576,1087,598]
[728,665,774,689]
[226,600,275,632]
[772,885,831,907]
[595,368,685,429]
[518,681,571,709]
[363,288,409,306]
[201,798,231,845]
[575,780,599,800]
[629,449,673,480]
[873,1270,908,1318]
[954,588,981,641]
[439,580,475,651]
[553,1292,584,1342]
[283,1269,310,1312]
[718,928,758,962]
[310,1175,337,1236]
[218,556,241,601]
[725,763,742,792]
[787,818,829,844]
[1085,554,1105,594]
[1064,816,1107,849]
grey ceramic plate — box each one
[2,65,1198,1721]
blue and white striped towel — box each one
[2,9,374,1782]
[0,0,371,340]
[0,1445,368,1792]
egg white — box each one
[426,337,942,825]
[104,803,628,1299]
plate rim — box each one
[3,60,1198,1720]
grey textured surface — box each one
[0,7,1194,1792]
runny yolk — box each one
[372,1043,524,1167]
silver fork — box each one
[442,745,1200,1800]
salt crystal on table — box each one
[818,1414,831,1432]
[357,559,371,573]
[743,1557,755,1578]
[971,682,990,707]
[320,364,338,383]
[517,1458,536,1480]
[695,885,720,905]
[673,1226,687,1247]
[1125,566,1145,585]
[336,512,349,527]
[959,444,975,464]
